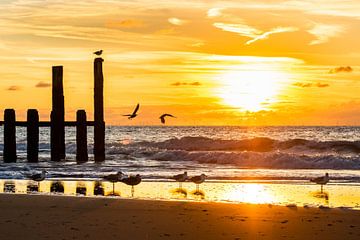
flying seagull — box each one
[190,174,206,192]
[160,114,176,124]
[171,171,188,189]
[93,50,103,56]
[121,174,142,197]
[310,173,329,193]
[123,103,140,119]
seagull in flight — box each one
[123,103,140,119]
[93,50,103,56]
[160,114,176,124]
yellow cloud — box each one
[168,17,187,26]
[207,8,225,18]
[307,23,345,45]
[213,23,298,45]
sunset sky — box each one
[0,0,359,125]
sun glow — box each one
[224,184,275,204]
[217,67,290,112]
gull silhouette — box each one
[160,114,176,124]
[123,103,140,119]
[103,171,125,195]
[93,50,103,56]
[190,174,206,192]
[121,174,142,197]
[310,173,329,193]
[28,170,47,188]
[171,171,188,188]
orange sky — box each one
[0,0,359,125]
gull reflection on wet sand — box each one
[1,179,360,209]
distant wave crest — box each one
[133,136,360,154]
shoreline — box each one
[0,193,360,240]
[1,179,360,209]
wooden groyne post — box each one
[94,58,105,162]
[51,66,65,161]
[27,109,39,162]
[1,57,105,163]
[76,110,88,162]
[3,109,16,162]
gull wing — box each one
[161,114,176,118]
[132,103,140,115]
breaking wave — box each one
[133,136,360,154]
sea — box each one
[0,126,360,182]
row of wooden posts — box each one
[0,58,106,163]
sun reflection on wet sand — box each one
[223,184,275,204]
[1,180,360,209]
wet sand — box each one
[0,194,359,240]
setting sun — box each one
[217,67,290,112]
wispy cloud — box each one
[105,19,145,29]
[168,18,187,26]
[293,82,330,88]
[307,23,345,45]
[213,23,298,45]
[35,81,51,88]
[329,66,353,73]
[171,81,201,86]
[207,8,225,18]
[7,85,21,91]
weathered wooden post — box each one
[94,58,105,162]
[3,109,16,162]
[27,109,39,162]
[76,110,88,162]
[51,66,65,161]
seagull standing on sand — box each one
[29,170,47,188]
[171,171,188,188]
[159,114,176,124]
[93,50,103,56]
[310,173,329,193]
[123,103,140,119]
[190,174,206,192]
[121,174,142,197]
[103,171,125,195]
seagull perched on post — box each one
[103,171,125,195]
[310,173,329,193]
[171,171,188,189]
[121,174,142,197]
[123,103,140,119]
[190,174,206,192]
[28,170,47,188]
[159,114,176,124]
[93,50,103,56]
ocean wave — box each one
[133,136,360,154]
[148,150,360,169]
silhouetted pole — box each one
[51,66,65,161]
[76,110,88,162]
[3,109,16,162]
[94,58,105,162]
[27,109,39,162]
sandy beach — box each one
[0,194,359,240]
